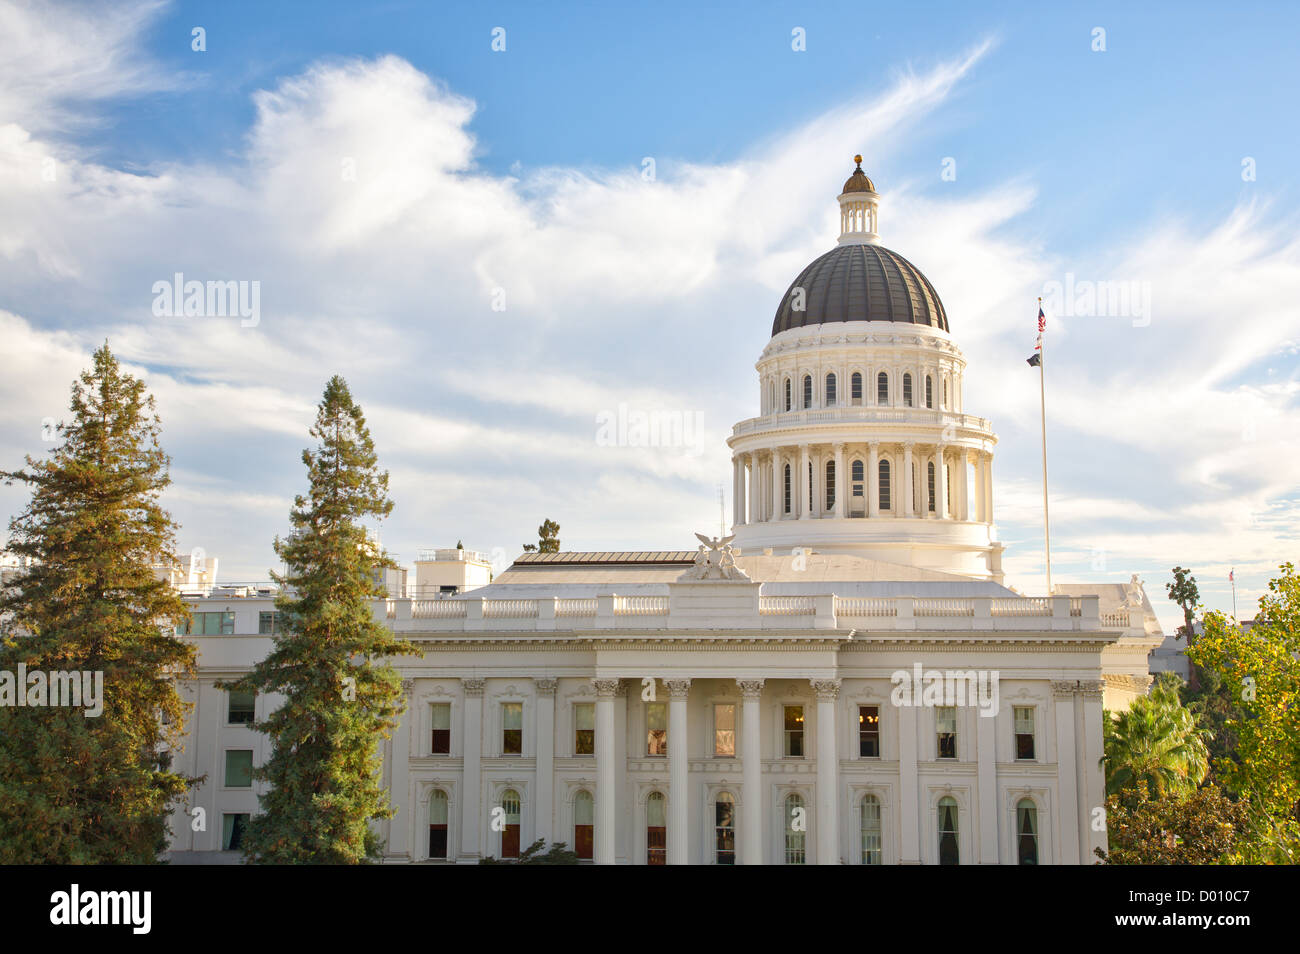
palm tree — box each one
[1102,674,1209,799]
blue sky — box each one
[2,0,1299,633]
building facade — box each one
[165,161,1164,864]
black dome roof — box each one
[772,243,948,336]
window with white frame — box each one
[501,702,523,754]
[783,705,804,757]
[938,797,959,865]
[430,702,450,754]
[574,790,594,861]
[647,792,667,865]
[715,793,736,865]
[1014,706,1036,760]
[574,702,595,755]
[860,795,882,865]
[858,705,880,757]
[714,704,736,756]
[646,702,667,756]
[1017,799,1039,865]
[784,793,806,864]
[936,706,957,759]
[428,790,449,859]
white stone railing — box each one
[733,407,993,437]
[991,597,1052,617]
[914,598,975,617]
[614,596,670,616]
[1100,609,1131,628]
[413,600,468,619]
[834,597,897,617]
[759,596,817,616]
[555,598,598,618]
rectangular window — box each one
[177,611,235,636]
[646,702,667,756]
[714,704,736,757]
[858,705,880,757]
[574,703,595,755]
[502,702,523,754]
[221,813,249,851]
[224,749,253,788]
[430,703,451,755]
[936,707,957,759]
[257,611,279,634]
[851,373,863,402]
[227,690,255,725]
[783,705,804,758]
[877,375,889,405]
[1014,706,1036,760]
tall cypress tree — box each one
[0,344,195,863]
[227,376,417,863]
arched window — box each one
[1017,799,1039,865]
[903,373,913,407]
[861,795,882,865]
[802,374,813,409]
[925,375,934,409]
[647,792,667,865]
[938,797,959,866]
[825,372,837,406]
[784,378,792,412]
[825,460,836,512]
[500,789,522,859]
[784,793,806,864]
[927,461,936,512]
[715,793,736,865]
[851,372,863,404]
[877,371,889,405]
[851,459,865,503]
[783,463,792,514]
[879,459,891,511]
[428,790,449,860]
[574,790,594,861]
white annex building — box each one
[165,161,1165,865]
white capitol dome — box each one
[728,158,1003,581]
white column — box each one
[614,681,629,863]
[593,678,619,865]
[1081,681,1106,863]
[771,449,783,520]
[957,449,969,521]
[460,678,485,861]
[389,679,414,859]
[984,451,994,524]
[798,444,810,519]
[935,445,948,519]
[747,454,758,524]
[867,442,880,518]
[666,679,692,864]
[833,442,846,518]
[1053,682,1080,864]
[903,442,915,517]
[899,703,919,863]
[738,679,765,865]
[732,457,742,527]
[977,703,998,863]
[813,679,841,864]
[534,678,557,845]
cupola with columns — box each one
[727,159,1004,581]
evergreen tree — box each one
[0,344,195,863]
[225,376,417,863]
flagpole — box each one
[1038,297,1052,595]
[1231,569,1237,619]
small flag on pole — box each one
[1038,304,1047,334]
[1026,352,1041,367]
[1027,302,1046,365]
[1229,568,1234,583]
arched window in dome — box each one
[877,371,889,405]
[925,375,934,409]
[825,460,836,512]
[860,794,882,865]
[851,459,865,514]
[802,374,813,409]
[850,372,863,405]
[783,464,792,515]
[879,459,891,511]
[903,373,913,408]
[825,372,837,406]
[783,378,792,412]
[927,461,936,512]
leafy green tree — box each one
[1102,673,1208,801]
[1096,781,1247,865]
[521,518,560,554]
[0,345,195,863]
[1166,566,1200,643]
[224,376,418,864]
[479,838,580,865]
[1186,563,1300,863]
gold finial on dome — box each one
[854,154,863,165]
[840,155,876,195]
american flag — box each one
[1229,568,1234,583]
[1038,305,1047,334]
